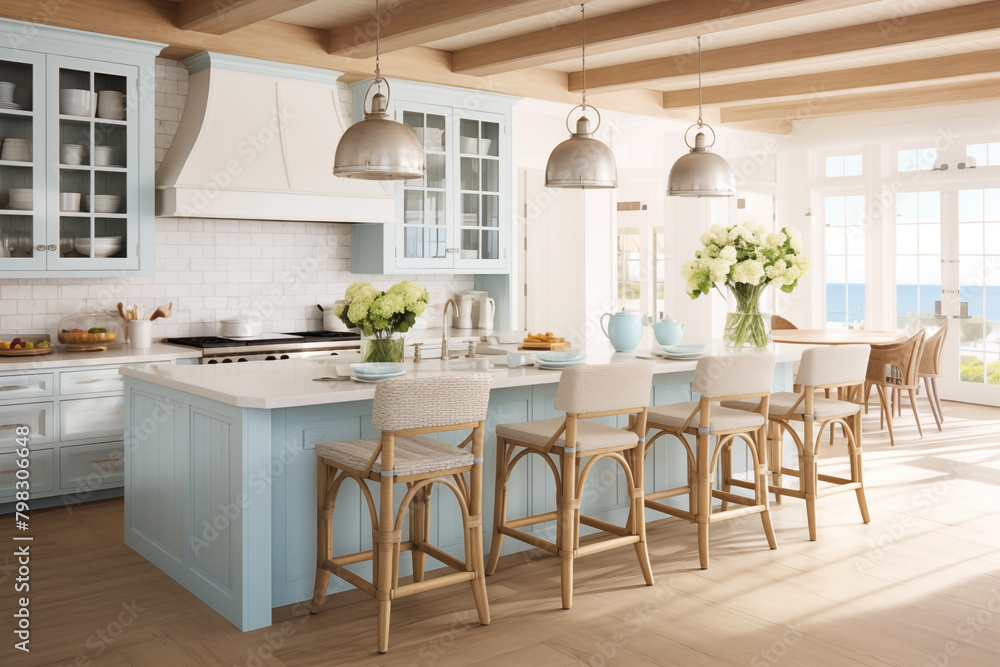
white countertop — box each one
[120,343,804,410]
[0,342,202,372]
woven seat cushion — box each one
[316,435,474,477]
[496,417,639,452]
[647,401,765,433]
[723,392,861,419]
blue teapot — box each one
[600,309,645,352]
[651,318,684,346]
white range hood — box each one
[155,53,395,223]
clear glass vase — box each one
[723,285,772,351]
[361,333,405,363]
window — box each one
[897,147,937,172]
[825,154,862,178]
[824,194,866,327]
[894,191,941,332]
[616,229,641,311]
[966,142,1000,167]
[957,188,1000,385]
[653,231,666,319]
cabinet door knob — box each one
[47,244,57,251]
[446,248,459,254]
[36,244,46,251]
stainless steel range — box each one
[164,331,361,364]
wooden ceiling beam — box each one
[570,0,1000,92]
[177,0,316,35]
[452,0,873,76]
[328,0,572,58]
[720,78,1000,132]
[663,50,1000,108]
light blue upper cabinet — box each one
[348,80,518,275]
[0,19,163,277]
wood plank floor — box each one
[2,400,999,666]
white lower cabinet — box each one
[60,441,124,491]
[0,360,167,506]
[0,447,55,498]
[60,395,124,440]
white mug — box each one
[96,90,124,120]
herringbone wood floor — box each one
[2,400,999,666]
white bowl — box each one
[92,194,121,213]
[60,143,86,165]
[460,137,478,154]
[60,192,81,212]
[59,88,92,117]
[7,188,32,209]
[93,146,120,166]
[75,238,121,258]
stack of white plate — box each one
[93,145,122,167]
[75,235,122,258]
[350,362,406,383]
[535,349,586,370]
[655,344,710,360]
[7,188,32,210]
[0,81,20,109]
[92,194,121,213]
[1,138,30,161]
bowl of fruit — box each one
[56,313,119,350]
[0,337,53,356]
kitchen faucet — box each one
[441,298,458,359]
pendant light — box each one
[545,4,617,189]
[333,0,424,180]
[667,36,735,197]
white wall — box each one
[514,98,781,349]
[0,58,474,338]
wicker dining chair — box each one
[486,361,655,609]
[771,315,798,330]
[643,352,777,569]
[724,345,871,540]
[311,374,492,654]
[864,330,926,447]
[917,320,948,430]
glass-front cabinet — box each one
[350,80,516,274]
[0,19,161,277]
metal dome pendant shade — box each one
[545,4,617,189]
[333,0,424,180]
[667,36,735,197]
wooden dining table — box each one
[772,329,907,346]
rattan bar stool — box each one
[485,361,655,609]
[310,374,492,654]
[724,345,871,540]
[643,352,777,569]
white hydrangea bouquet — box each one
[336,280,429,362]
[681,223,811,348]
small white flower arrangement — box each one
[681,223,811,347]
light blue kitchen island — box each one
[120,348,797,631]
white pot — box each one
[220,317,262,337]
[320,300,350,331]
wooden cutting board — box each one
[520,340,571,350]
